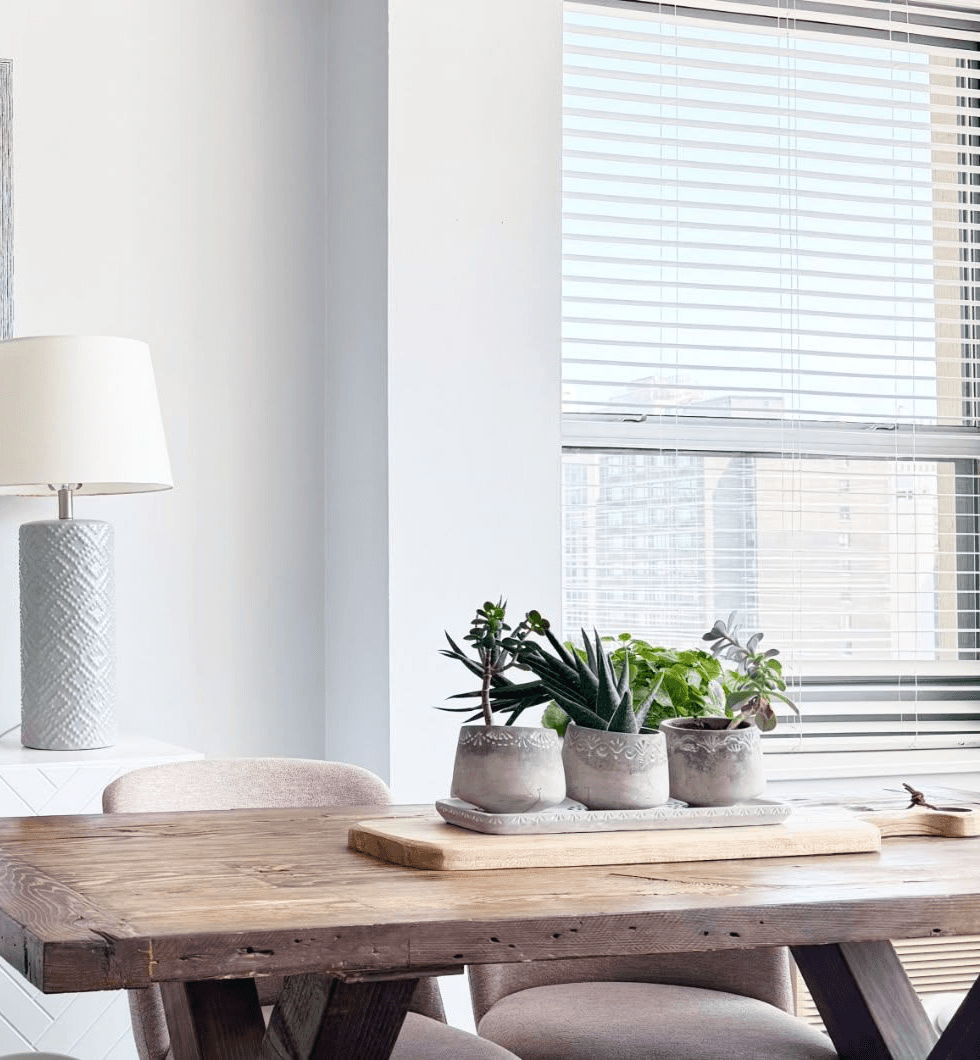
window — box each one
[562,0,980,771]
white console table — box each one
[0,733,201,1058]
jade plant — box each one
[702,613,800,731]
[439,599,549,725]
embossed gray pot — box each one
[561,723,669,810]
[451,725,566,814]
[659,716,764,807]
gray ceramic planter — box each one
[659,716,764,806]
[450,725,565,814]
[561,723,669,810]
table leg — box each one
[260,973,417,1060]
[792,941,938,1060]
[926,971,980,1060]
[159,978,266,1060]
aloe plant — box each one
[501,626,655,734]
[542,636,728,737]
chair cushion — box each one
[921,991,965,1033]
[394,1012,519,1059]
[478,982,838,1060]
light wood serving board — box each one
[348,812,881,871]
[858,807,978,838]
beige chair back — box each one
[102,757,444,1060]
[468,948,795,1025]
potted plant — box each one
[540,635,729,736]
[440,600,565,814]
[494,624,670,811]
[659,614,800,806]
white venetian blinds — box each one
[561,0,980,762]
[563,0,980,427]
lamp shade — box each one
[0,335,173,495]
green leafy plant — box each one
[702,613,800,731]
[438,599,549,725]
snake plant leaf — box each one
[548,688,607,730]
[440,653,487,681]
[544,627,585,673]
[608,689,639,734]
[521,651,586,699]
[615,644,631,698]
[582,630,598,673]
[572,647,600,697]
[593,631,618,711]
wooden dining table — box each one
[0,802,976,1060]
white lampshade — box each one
[0,335,173,495]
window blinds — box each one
[561,0,980,762]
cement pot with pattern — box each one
[659,716,764,807]
[451,725,565,814]
[561,722,669,810]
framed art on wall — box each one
[0,58,10,339]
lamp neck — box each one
[56,487,74,520]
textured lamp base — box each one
[19,519,116,750]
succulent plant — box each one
[542,636,728,736]
[438,599,549,725]
[440,604,799,735]
[500,626,654,734]
[702,613,800,731]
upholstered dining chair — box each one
[468,948,839,1060]
[102,758,517,1060]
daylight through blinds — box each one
[562,0,980,759]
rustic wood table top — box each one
[0,803,977,1059]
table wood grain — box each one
[0,803,976,1059]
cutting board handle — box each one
[860,808,978,838]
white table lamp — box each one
[0,335,172,749]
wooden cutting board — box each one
[348,812,881,871]
[857,807,978,838]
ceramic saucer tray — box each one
[434,796,792,836]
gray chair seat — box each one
[396,1013,519,1059]
[477,981,838,1060]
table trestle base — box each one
[160,978,265,1060]
[161,971,421,1060]
[793,941,938,1060]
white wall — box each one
[325,0,564,800]
[0,0,327,756]
[387,0,563,801]
[0,0,563,798]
